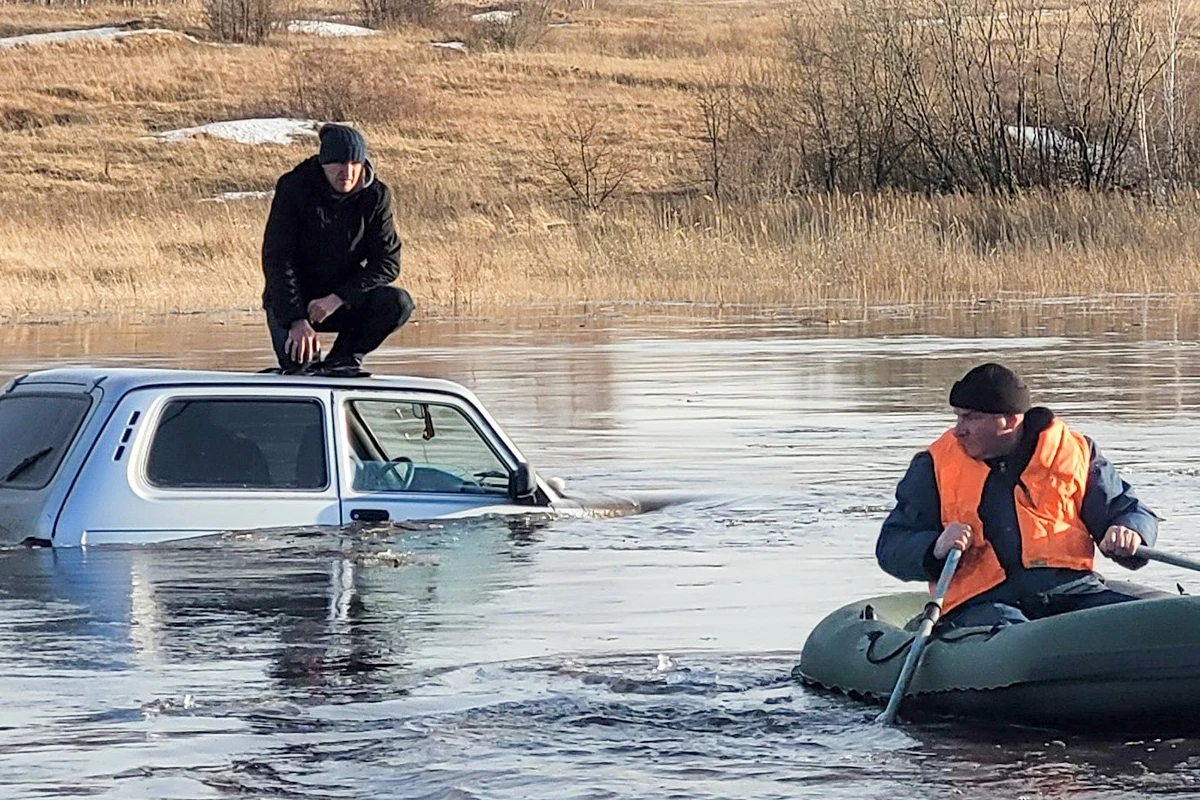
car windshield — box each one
[346,399,509,495]
[0,394,91,489]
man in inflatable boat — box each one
[876,362,1157,629]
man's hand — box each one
[307,294,344,324]
[1099,525,1143,558]
[933,522,973,560]
[286,319,320,364]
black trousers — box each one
[943,575,1139,629]
[266,285,414,368]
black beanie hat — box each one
[948,362,1031,415]
[318,123,367,165]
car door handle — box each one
[350,508,390,523]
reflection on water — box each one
[3,298,1200,798]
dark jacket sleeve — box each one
[335,184,402,309]
[877,451,945,583]
[261,173,309,325]
[1080,438,1158,569]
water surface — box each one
[3,299,1200,799]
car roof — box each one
[5,367,478,401]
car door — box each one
[334,389,522,524]
[55,387,340,545]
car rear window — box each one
[146,398,327,490]
[0,394,92,490]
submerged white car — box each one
[0,368,621,547]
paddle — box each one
[1139,546,1200,573]
[876,547,963,725]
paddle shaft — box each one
[1139,546,1200,573]
[876,548,962,725]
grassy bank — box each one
[2,0,1200,321]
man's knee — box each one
[364,286,414,331]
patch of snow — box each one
[470,9,519,23]
[201,190,275,203]
[431,40,468,52]
[1004,124,1105,161]
[285,20,379,37]
[0,26,207,49]
[1005,124,1076,152]
[1006,123,1124,174]
[148,117,320,146]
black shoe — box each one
[282,363,317,376]
[311,357,369,378]
[260,362,318,376]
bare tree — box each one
[538,111,634,211]
[693,72,737,202]
[203,0,273,43]
[1158,0,1194,186]
[360,0,440,28]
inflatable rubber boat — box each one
[796,585,1200,731]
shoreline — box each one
[4,291,1196,329]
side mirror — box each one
[508,461,539,502]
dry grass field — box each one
[2,0,1200,321]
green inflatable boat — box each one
[796,585,1200,731]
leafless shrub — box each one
[360,0,442,28]
[466,0,553,50]
[203,0,273,43]
[287,48,440,125]
[687,58,810,203]
[692,72,738,203]
[538,110,634,211]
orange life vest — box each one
[928,418,1095,612]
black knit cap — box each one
[948,362,1031,415]
[317,123,367,165]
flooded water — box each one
[4,298,1200,799]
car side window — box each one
[146,398,326,490]
[0,394,91,490]
[347,399,509,495]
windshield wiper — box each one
[2,446,53,484]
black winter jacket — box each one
[261,156,402,324]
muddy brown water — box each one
[3,299,1200,799]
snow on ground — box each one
[0,26,207,49]
[285,20,379,36]
[431,40,468,52]
[1004,124,1111,167]
[1005,124,1076,152]
[470,9,519,23]
[148,118,319,146]
[201,190,275,203]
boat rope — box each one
[938,626,1004,643]
[865,623,1002,664]
[865,631,914,664]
